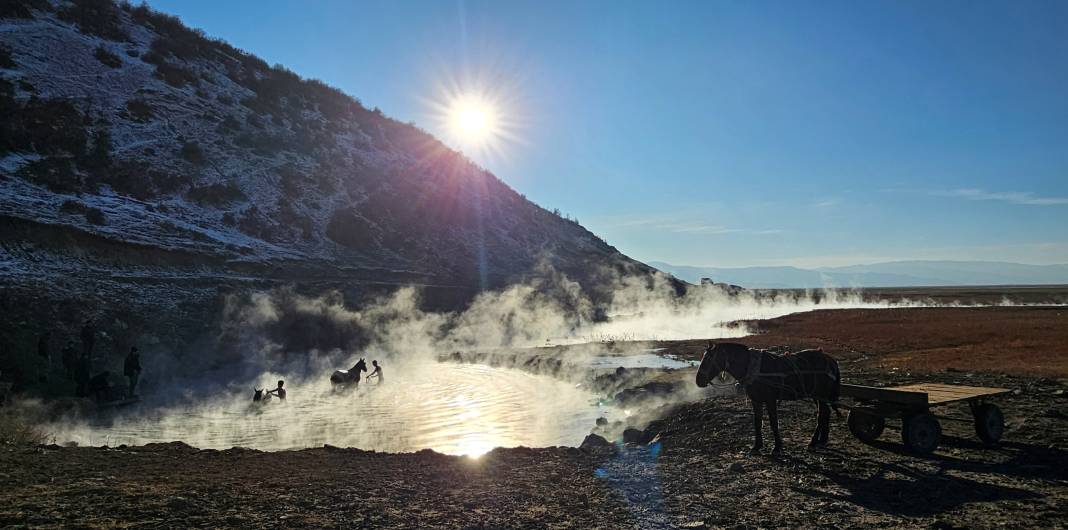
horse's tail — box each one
[828,357,842,417]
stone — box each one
[579,434,616,454]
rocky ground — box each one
[2,306,1067,529]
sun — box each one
[425,79,520,161]
[448,97,499,147]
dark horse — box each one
[696,342,841,455]
[330,358,367,390]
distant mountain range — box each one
[649,260,1068,289]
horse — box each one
[330,358,368,390]
[695,341,841,455]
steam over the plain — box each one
[41,270,947,453]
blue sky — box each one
[148,0,1068,267]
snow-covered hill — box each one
[0,0,658,313]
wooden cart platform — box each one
[838,382,1012,454]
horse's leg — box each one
[817,401,831,445]
[809,401,823,447]
[768,400,783,456]
[750,400,764,454]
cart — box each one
[839,383,1011,454]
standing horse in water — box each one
[696,342,841,455]
[330,358,367,391]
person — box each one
[37,331,50,382]
[266,380,286,401]
[123,346,142,398]
[61,340,77,381]
[75,352,91,397]
[367,360,384,384]
[80,320,95,357]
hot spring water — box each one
[49,362,615,456]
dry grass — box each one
[0,407,50,446]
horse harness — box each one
[720,348,836,397]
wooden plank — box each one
[839,384,928,406]
[890,383,1011,405]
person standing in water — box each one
[266,380,286,401]
[123,346,142,398]
[61,340,77,382]
[367,360,384,384]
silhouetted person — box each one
[80,320,95,357]
[124,346,142,398]
[367,360,383,384]
[37,331,50,382]
[75,353,91,397]
[61,341,77,381]
[266,380,286,401]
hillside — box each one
[0,0,668,379]
[650,260,1068,289]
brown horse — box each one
[696,342,840,455]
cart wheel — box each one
[847,410,885,443]
[901,412,941,454]
[973,403,1004,445]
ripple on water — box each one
[57,363,611,456]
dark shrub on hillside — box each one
[81,127,113,174]
[58,199,105,225]
[57,0,128,42]
[151,59,197,87]
[84,206,106,225]
[124,98,153,121]
[59,199,86,215]
[0,45,15,69]
[1,0,52,19]
[325,210,379,249]
[93,45,122,68]
[1,98,87,156]
[179,140,206,165]
[17,157,83,194]
[98,159,184,200]
[187,182,246,206]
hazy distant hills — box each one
[649,260,1068,288]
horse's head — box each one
[696,342,722,388]
[253,388,264,402]
[696,342,751,387]
[356,358,367,373]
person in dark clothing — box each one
[266,380,286,401]
[75,353,91,397]
[37,331,51,382]
[61,341,77,381]
[123,346,142,398]
[367,360,384,384]
[80,320,95,357]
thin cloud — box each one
[598,213,781,236]
[937,188,1068,206]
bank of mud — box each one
[2,366,1066,529]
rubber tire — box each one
[847,410,886,443]
[973,403,1004,445]
[901,412,941,454]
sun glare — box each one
[427,79,520,161]
[451,101,494,140]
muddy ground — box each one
[2,307,1068,529]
